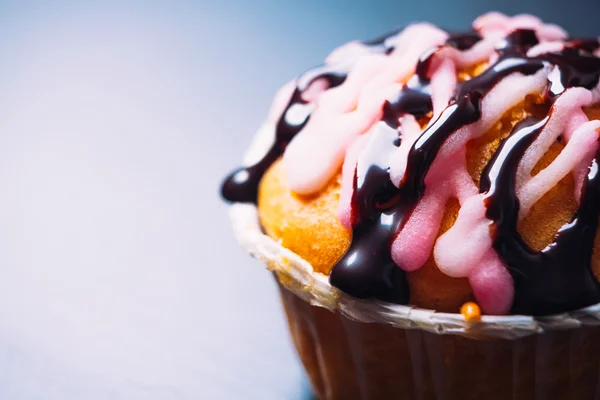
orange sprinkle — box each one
[460,301,482,322]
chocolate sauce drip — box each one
[221,30,405,204]
[381,32,483,129]
[330,32,480,301]
[492,30,600,99]
[329,33,485,301]
[221,29,481,204]
[331,30,551,303]
[331,29,600,311]
[330,96,481,301]
[567,38,600,54]
[481,116,600,315]
[499,29,539,51]
[329,122,409,302]
[446,32,482,51]
[480,117,548,194]
[454,30,543,101]
[544,50,600,97]
[221,24,600,315]
[383,76,432,128]
[454,57,544,100]
[221,67,346,203]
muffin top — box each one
[221,12,600,316]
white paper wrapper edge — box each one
[227,120,600,339]
[229,203,600,339]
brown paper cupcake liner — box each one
[279,283,600,399]
[227,124,600,398]
[230,201,600,399]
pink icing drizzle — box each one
[279,12,600,314]
[283,23,448,194]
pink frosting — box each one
[434,88,599,314]
[473,12,567,41]
[282,23,449,194]
[272,12,600,314]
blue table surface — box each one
[0,1,598,399]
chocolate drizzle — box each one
[329,34,486,301]
[382,72,432,127]
[544,50,600,97]
[446,32,483,51]
[481,116,600,315]
[567,38,600,54]
[221,29,405,203]
[222,24,600,315]
[331,29,600,314]
[329,122,409,302]
[220,66,347,203]
[475,34,600,315]
[382,32,482,129]
[330,96,481,301]
[220,29,482,204]
[333,30,542,303]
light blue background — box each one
[0,1,597,399]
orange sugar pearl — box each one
[460,301,482,322]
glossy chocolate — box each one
[333,31,537,303]
[220,29,481,203]
[481,116,600,315]
[222,25,600,315]
[331,96,480,301]
[220,67,347,203]
[330,34,485,301]
[329,121,409,302]
[221,29,404,203]
[446,32,483,51]
[331,30,600,313]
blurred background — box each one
[0,1,598,399]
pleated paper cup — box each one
[229,203,600,400]
[227,125,600,399]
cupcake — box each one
[221,12,600,400]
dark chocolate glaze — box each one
[221,29,483,204]
[446,32,483,51]
[332,30,547,304]
[567,38,600,54]
[220,67,347,203]
[330,96,480,301]
[481,116,600,315]
[499,29,539,51]
[382,32,483,129]
[329,122,409,302]
[329,34,484,301]
[221,30,405,203]
[382,75,432,128]
[222,25,600,315]
[544,49,600,97]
